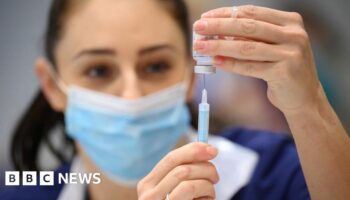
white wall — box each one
[0,0,52,171]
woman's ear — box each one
[35,58,67,112]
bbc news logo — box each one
[5,171,101,186]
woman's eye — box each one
[145,62,170,74]
[86,66,111,78]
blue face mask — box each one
[64,83,191,186]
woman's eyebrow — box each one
[73,48,116,60]
[139,44,176,55]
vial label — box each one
[193,32,214,66]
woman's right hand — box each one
[137,143,219,200]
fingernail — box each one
[194,41,207,51]
[231,6,239,18]
[206,146,218,156]
[213,57,225,66]
[194,20,208,31]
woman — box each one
[2,0,349,200]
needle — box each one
[203,74,206,89]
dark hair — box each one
[11,0,191,171]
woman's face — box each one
[39,0,191,112]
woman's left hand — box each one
[193,5,322,115]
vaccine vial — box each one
[193,32,216,74]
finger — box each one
[213,56,275,81]
[194,40,285,62]
[194,18,286,44]
[140,143,218,188]
[153,162,219,199]
[201,5,303,26]
[194,198,214,200]
[169,180,215,200]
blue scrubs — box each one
[0,127,310,200]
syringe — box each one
[193,31,215,143]
[198,87,210,143]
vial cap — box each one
[195,66,216,74]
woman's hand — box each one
[192,6,350,200]
[193,5,322,115]
[137,143,219,200]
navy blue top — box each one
[0,128,310,200]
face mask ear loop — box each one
[46,61,69,95]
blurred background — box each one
[0,0,349,189]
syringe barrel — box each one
[198,103,210,143]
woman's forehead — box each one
[57,0,186,59]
